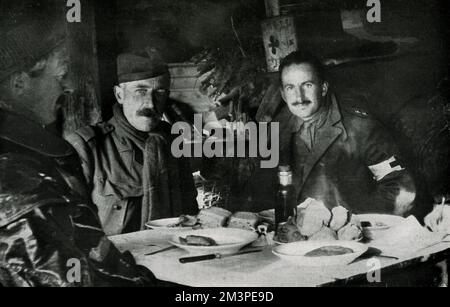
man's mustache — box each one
[292,100,312,106]
[136,108,159,118]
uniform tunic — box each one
[280,95,416,215]
[67,108,198,235]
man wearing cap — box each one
[67,49,199,235]
[0,1,156,287]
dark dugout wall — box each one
[98,0,448,214]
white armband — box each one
[368,156,405,181]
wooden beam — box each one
[265,0,280,17]
[62,0,102,138]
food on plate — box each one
[329,206,350,231]
[304,246,354,257]
[337,222,363,241]
[271,199,363,242]
[197,207,232,228]
[308,226,338,241]
[274,218,307,243]
[168,215,199,228]
[228,212,260,231]
[296,199,332,236]
[179,235,218,246]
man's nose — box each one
[60,74,75,95]
[143,90,155,108]
[295,86,306,101]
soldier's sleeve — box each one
[70,202,157,286]
[66,128,96,188]
[359,118,416,215]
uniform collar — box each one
[289,94,342,132]
[110,105,173,153]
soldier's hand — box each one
[424,196,450,233]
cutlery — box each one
[376,255,400,260]
[144,245,177,256]
[179,249,263,264]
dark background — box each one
[90,0,450,213]
[91,0,449,118]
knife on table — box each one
[144,246,177,256]
[179,249,263,264]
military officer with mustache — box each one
[68,49,198,235]
[278,51,417,216]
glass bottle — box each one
[275,166,296,233]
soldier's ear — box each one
[321,81,329,97]
[114,85,124,104]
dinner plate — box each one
[169,228,259,256]
[272,240,368,267]
[145,217,195,231]
[356,214,405,240]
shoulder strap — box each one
[344,106,370,119]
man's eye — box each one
[136,89,147,95]
[305,83,313,88]
[285,86,293,91]
[56,72,67,81]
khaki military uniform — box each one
[279,95,417,215]
[67,117,198,236]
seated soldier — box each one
[0,2,155,287]
[68,49,199,235]
[277,51,417,215]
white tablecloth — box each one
[109,229,450,287]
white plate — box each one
[356,214,405,240]
[273,240,368,267]
[169,228,259,256]
[145,218,195,231]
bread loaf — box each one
[228,212,260,231]
[308,226,338,241]
[197,207,232,228]
[337,220,363,241]
[329,206,350,231]
[296,199,332,236]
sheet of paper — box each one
[369,216,448,258]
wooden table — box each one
[109,230,450,287]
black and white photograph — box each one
[0,0,449,292]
